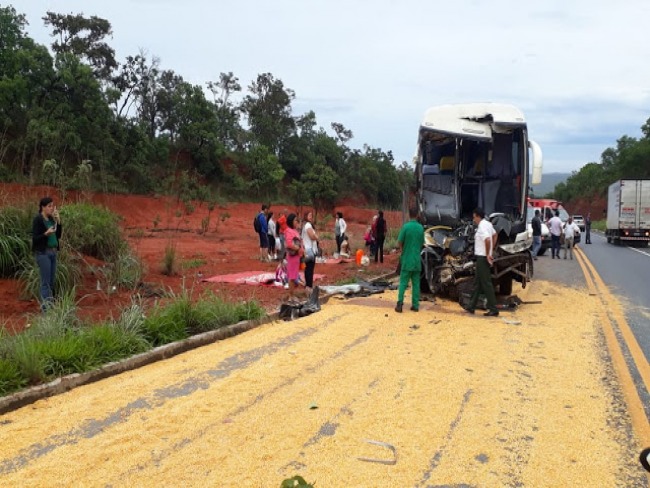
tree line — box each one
[0,7,414,210]
[549,120,650,205]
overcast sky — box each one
[16,0,650,175]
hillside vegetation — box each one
[0,7,414,210]
[547,120,650,211]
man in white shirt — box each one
[547,210,563,259]
[463,208,499,317]
[563,217,580,260]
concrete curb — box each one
[0,312,278,415]
[0,271,398,415]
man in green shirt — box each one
[395,206,425,312]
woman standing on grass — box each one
[283,213,303,301]
[32,197,62,312]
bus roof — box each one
[420,103,527,139]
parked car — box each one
[572,215,585,232]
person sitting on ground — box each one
[274,259,289,288]
[340,235,351,258]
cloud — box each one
[16,0,650,173]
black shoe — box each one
[410,306,419,312]
[463,307,475,315]
[395,302,403,313]
[484,310,499,317]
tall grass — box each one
[161,241,178,276]
[0,203,33,277]
[60,203,126,260]
[16,250,84,300]
[0,289,266,397]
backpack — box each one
[253,213,261,233]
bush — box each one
[142,299,190,346]
[60,203,126,260]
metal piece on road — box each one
[357,439,397,465]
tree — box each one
[206,72,243,151]
[43,12,117,80]
[302,163,338,214]
[246,144,285,200]
[0,7,55,174]
[241,73,296,153]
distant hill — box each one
[530,172,571,197]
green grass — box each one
[0,289,266,397]
[0,203,33,277]
[182,258,207,269]
[591,219,606,231]
[60,203,127,261]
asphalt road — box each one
[1,271,648,485]
[580,231,650,363]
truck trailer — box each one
[415,103,543,297]
[606,179,650,246]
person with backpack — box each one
[255,204,270,261]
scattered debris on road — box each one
[357,439,398,465]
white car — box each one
[572,215,585,232]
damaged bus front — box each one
[415,103,543,297]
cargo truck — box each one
[606,179,650,246]
[415,103,543,297]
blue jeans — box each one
[532,236,541,257]
[36,249,57,311]
[551,234,561,257]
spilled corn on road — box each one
[0,250,648,486]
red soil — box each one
[0,184,402,334]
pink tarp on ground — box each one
[202,271,324,286]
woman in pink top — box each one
[283,213,303,300]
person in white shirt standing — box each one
[302,211,319,292]
[463,207,499,317]
[547,210,563,259]
[334,212,347,255]
[563,216,580,260]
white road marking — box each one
[627,246,650,258]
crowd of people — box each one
[530,209,585,261]
[254,205,394,301]
[34,196,587,316]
